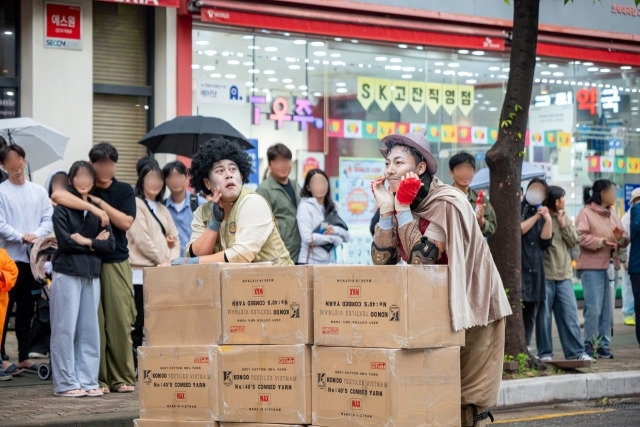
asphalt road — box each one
[494,397,640,427]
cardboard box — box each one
[217,344,311,424]
[313,265,464,348]
[143,264,223,346]
[221,266,313,344]
[138,344,311,424]
[138,346,217,421]
[219,424,306,427]
[312,346,461,427]
[135,421,219,427]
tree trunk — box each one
[486,0,540,360]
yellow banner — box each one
[374,79,393,111]
[557,131,571,148]
[409,81,426,114]
[357,77,375,110]
[457,85,474,116]
[426,83,442,115]
[391,80,409,112]
[441,125,458,143]
[442,84,458,115]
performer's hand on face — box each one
[371,176,394,215]
[395,172,423,210]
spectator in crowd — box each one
[257,143,301,262]
[297,169,349,264]
[620,191,637,327]
[52,142,137,393]
[162,161,206,257]
[370,129,511,427]
[626,188,640,348]
[449,152,497,238]
[537,186,591,361]
[50,161,115,397]
[0,248,19,380]
[575,179,628,358]
[136,156,159,177]
[0,144,53,373]
[175,138,292,266]
[520,178,553,348]
[26,168,69,361]
[128,163,179,362]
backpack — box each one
[163,193,199,212]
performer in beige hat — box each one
[370,129,512,427]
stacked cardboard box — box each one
[312,265,464,427]
[136,264,313,426]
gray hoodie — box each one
[296,197,349,264]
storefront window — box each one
[0,0,19,118]
[192,27,639,262]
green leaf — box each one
[514,104,523,112]
[517,132,522,140]
[501,120,512,128]
[509,112,516,119]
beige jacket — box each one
[544,216,581,281]
[127,197,180,268]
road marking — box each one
[494,408,616,424]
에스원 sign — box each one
[45,2,82,50]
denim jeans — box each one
[536,280,586,359]
[581,269,612,349]
[621,269,635,317]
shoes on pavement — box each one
[577,354,593,361]
[538,356,552,362]
[0,369,13,381]
[624,316,636,326]
[585,344,595,356]
[596,347,614,359]
[54,389,87,398]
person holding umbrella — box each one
[173,137,292,266]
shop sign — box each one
[196,80,245,105]
[601,88,621,113]
[95,0,180,7]
[296,151,326,186]
[534,91,573,107]
[357,77,473,116]
[576,87,598,116]
[624,184,640,211]
[245,139,259,190]
[45,2,82,50]
[610,3,640,17]
[250,96,324,131]
[588,156,640,175]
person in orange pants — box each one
[0,249,19,380]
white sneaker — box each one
[539,356,552,362]
[577,354,592,361]
[28,352,49,359]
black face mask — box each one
[411,173,432,211]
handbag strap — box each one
[141,197,167,236]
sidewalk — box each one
[0,309,637,425]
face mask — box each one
[525,190,544,207]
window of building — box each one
[0,1,19,118]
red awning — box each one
[95,0,179,7]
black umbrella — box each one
[139,115,252,157]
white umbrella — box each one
[0,117,69,172]
[470,161,545,190]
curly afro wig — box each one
[189,137,254,196]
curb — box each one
[2,411,139,427]
[498,370,640,407]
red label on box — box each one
[253,286,264,296]
[278,357,296,365]
[348,286,361,297]
[230,326,246,333]
[259,394,271,404]
[175,392,187,401]
[193,356,210,363]
[351,399,362,410]
[322,327,339,335]
[370,362,387,370]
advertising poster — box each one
[245,138,259,191]
[45,2,82,50]
[296,151,325,187]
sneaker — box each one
[28,352,49,359]
[585,344,595,356]
[596,347,614,359]
[577,354,593,361]
[1,354,8,362]
[0,370,12,381]
[538,356,552,362]
[624,316,636,326]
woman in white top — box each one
[297,169,349,264]
[126,163,179,356]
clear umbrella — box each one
[470,161,545,190]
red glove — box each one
[396,176,422,205]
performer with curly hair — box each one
[172,137,293,266]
